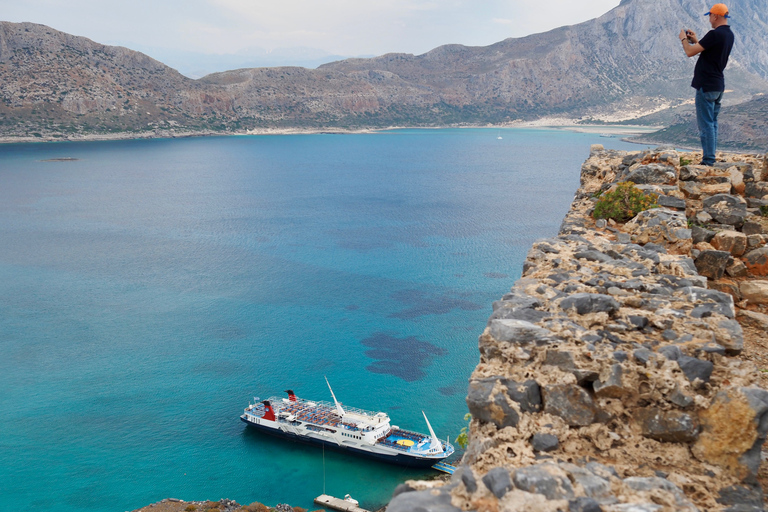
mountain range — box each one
[1,0,766,144]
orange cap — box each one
[705,3,729,17]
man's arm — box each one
[679,29,704,57]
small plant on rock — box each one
[592,182,659,223]
[455,413,472,449]
[760,205,768,217]
[680,156,692,166]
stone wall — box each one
[388,147,768,512]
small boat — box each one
[240,378,454,467]
[344,494,359,506]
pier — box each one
[314,494,370,512]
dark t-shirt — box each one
[691,25,734,92]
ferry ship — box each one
[240,378,455,467]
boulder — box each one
[726,259,749,278]
[634,407,699,443]
[512,464,576,500]
[543,384,597,426]
[691,224,716,244]
[677,355,714,384]
[387,488,460,512]
[703,194,748,227]
[625,164,677,185]
[729,167,746,194]
[531,433,559,452]
[743,247,768,276]
[593,364,626,398]
[745,181,768,198]
[482,467,513,499]
[694,250,731,280]
[657,195,686,210]
[740,281,768,304]
[711,230,748,256]
[693,388,768,481]
[625,208,691,250]
[487,319,560,345]
[452,466,478,493]
[560,293,620,316]
[741,221,764,236]
[466,378,520,428]
[737,309,768,330]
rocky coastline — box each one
[388,146,768,512]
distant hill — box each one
[631,94,768,150]
[1,0,766,141]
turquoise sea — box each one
[0,129,645,511]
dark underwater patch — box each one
[438,386,461,396]
[389,289,481,319]
[361,332,447,382]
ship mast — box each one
[422,411,444,452]
[325,376,345,417]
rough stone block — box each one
[737,309,768,331]
[703,194,748,226]
[387,488,460,512]
[657,194,686,210]
[568,497,603,512]
[726,259,749,278]
[701,182,734,196]
[677,355,714,384]
[502,379,542,413]
[746,234,765,250]
[715,319,744,355]
[451,466,477,493]
[717,484,765,508]
[634,407,699,443]
[487,319,560,345]
[466,378,519,429]
[743,247,768,276]
[559,293,620,316]
[742,221,764,236]
[543,384,597,426]
[745,181,768,198]
[694,250,731,280]
[482,467,513,499]
[531,433,559,452]
[740,281,768,304]
[593,364,626,398]
[712,230,748,256]
[625,164,677,185]
[512,464,575,500]
[623,477,697,511]
[694,388,768,481]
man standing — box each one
[679,3,734,166]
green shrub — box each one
[185,506,197,512]
[680,156,692,166]
[760,205,768,217]
[592,182,659,223]
[455,413,472,449]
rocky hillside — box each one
[388,148,768,511]
[1,0,767,140]
[633,95,768,151]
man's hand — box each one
[679,29,698,43]
[679,29,704,57]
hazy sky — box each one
[3,0,621,57]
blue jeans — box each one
[695,88,723,165]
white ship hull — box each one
[240,386,454,467]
